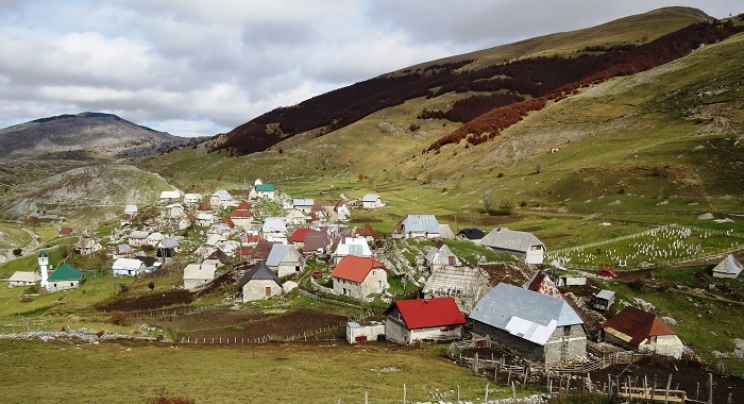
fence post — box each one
[708,373,713,404]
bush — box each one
[110,313,127,326]
[12,248,22,257]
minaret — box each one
[38,251,49,288]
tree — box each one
[24,216,40,232]
[499,197,514,215]
[481,191,495,215]
[12,248,22,257]
[148,281,155,291]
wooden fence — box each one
[178,320,347,345]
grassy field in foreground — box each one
[0,339,536,404]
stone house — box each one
[183,263,217,290]
[421,266,490,315]
[127,230,150,247]
[470,283,587,365]
[74,235,102,255]
[331,255,388,302]
[480,227,545,265]
[383,297,466,345]
[600,306,684,358]
[210,189,234,209]
[331,237,373,265]
[239,263,282,303]
[424,241,461,273]
[266,244,305,278]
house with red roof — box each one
[383,297,466,345]
[289,228,312,248]
[600,306,684,358]
[330,255,388,302]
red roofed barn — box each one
[383,297,466,345]
[600,306,684,358]
[330,255,388,302]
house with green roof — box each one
[46,263,84,293]
[249,183,276,201]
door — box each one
[265,287,271,297]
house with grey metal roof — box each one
[479,227,545,264]
[266,244,305,278]
[469,283,587,365]
[392,215,441,239]
[361,193,384,209]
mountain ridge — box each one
[0,112,200,160]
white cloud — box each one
[0,0,740,137]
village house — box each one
[424,241,462,273]
[422,266,491,315]
[522,270,561,298]
[392,215,441,239]
[226,201,254,229]
[600,306,684,358]
[361,193,384,209]
[196,211,218,227]
[239,263,283,303]
[74,234,102,255]
[303,230,331,255]
[127,230,150,247]
[183,263,217,290]
[470,283,587,365]
[288,228,311,249]
[113,244,134,259]
[210,189,234,210]
[284,209,308,226]
[170,216,192,231]
[183,193,202,204]
[334,200,351,221]
[310,203,327,221]
[456,228,485,241]
[124,204,138,216]
[591,289,616,312]
[145,232,165,247]
[331,255,389,302]
[266,244,305,278]
[160,190,182,203]
[292,198,314,214]
[480,227,545,265]
[156,238,179,261]
[202,248,232,269]
[354,224,379,243]
[46,263,84,293]
[262,217,288,243]
[164,203,186,219]
[331,236,373,265]
[384,297,466,345]
[346,321,386,344]
[251,183,276,201]
[712,254,742,279]
[252,240,280,264]
[7,271,40,288]
[112,257,149,276]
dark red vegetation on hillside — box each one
[211,19,743,157]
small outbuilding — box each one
[591,289,616,312]
[600,306,684,358]
[479,227,545,265]
[346,321,386,344]
[712,254,742,279]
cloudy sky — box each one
[0,1,740,137]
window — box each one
[563,326,571,336]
